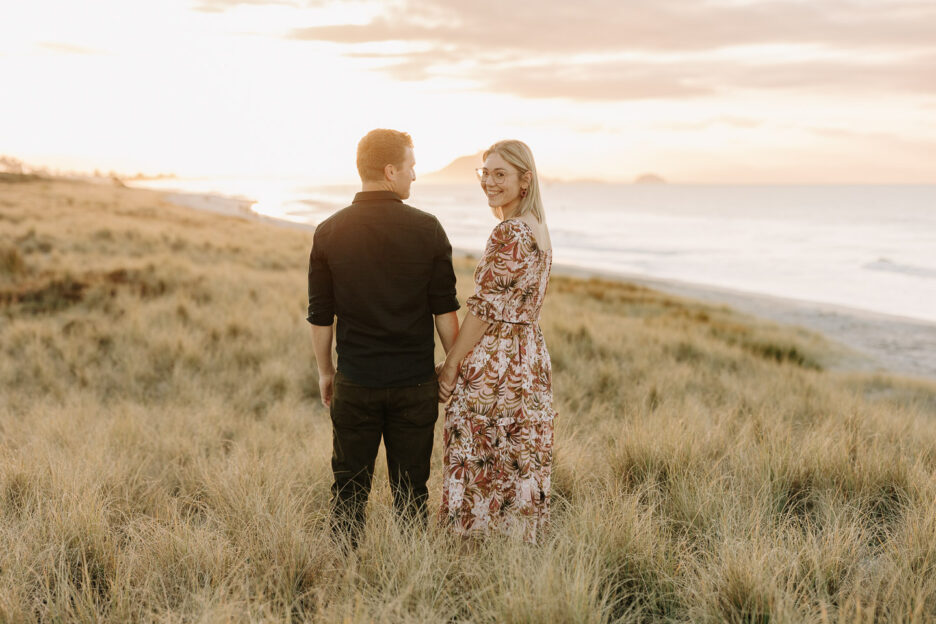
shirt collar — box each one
[352,190,403,204]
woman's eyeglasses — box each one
[475,168,512,184]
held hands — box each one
[437,360,458,403]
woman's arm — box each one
[438,311,490,402]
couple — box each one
[307,129,556,546]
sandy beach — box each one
[625,276,936,380]
[551,264,936,380]
[163,188,936,381]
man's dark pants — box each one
[329,371,439,545]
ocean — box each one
[130,178,936,325]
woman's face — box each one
[479,152,524,215]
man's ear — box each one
[384,163,396,181]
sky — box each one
[2,0,935,184]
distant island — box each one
[634,173,667,184]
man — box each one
[307,128,460,546]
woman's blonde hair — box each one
[483,140,545,223]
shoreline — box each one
[548,263,936,380]
[159,187,936,380]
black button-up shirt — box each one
[307,191,460,387]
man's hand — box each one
[438,362,458,403]
[319,372,335,407]
[311,324,336,408]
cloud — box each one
[193,0,313,12]
[732,54,936,94]
[346,50,712,100]
[290,0,936,52]
[341,51,936,101]
[285,0,936,101]
[480,62,715,101]
[37,42,106,55]
[345,49,466,81]
[808,126,936,159]
[655,117,764,131]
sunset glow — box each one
[3,0,935,183]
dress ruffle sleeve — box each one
[466,220,536,324]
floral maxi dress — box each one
[439,218,556,543]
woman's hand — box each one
[435,311,490,403]
[438,361,458,403]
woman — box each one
[437,140,556,543]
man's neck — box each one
[361,181,396,195]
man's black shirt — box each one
[307,191,459,387]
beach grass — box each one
[1,177,935,622]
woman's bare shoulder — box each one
[514,215,552,251]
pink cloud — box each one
[284,1,936,101]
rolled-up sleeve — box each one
[428,220,460,315]
[307,233,334,326]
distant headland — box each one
[419,152,484,184]
[634,173,667,184]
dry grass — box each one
[1,177,935,622]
